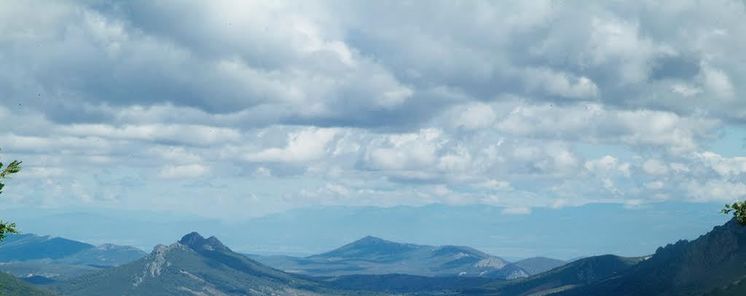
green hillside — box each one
[0,272,54,296]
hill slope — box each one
[557,219,746,296]
[0,234,146,281]
[59,232,351,296]
[0,272,54,296]
[512,257,566,275]
[253,236,528,279]
[472,255,643,295]
[0,234,93,261]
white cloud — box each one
[364,129,441,171]
[642,159,670,176]
[702,65,735,99]
[585,155,631,176]
[59,124,242,146]
[2,0,746,217]
[646,181,665,190]
[524,67,599,99]
[587,16,661,84]
[158,164,209,179]
[448,103,496,130]
[246,128,337,163]
[671,83,702,97]
[501,207,532,215]
[697,151,746,177]
[686,180,746,202]
[495,103,717,154]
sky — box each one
[0,0,745,258]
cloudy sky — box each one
[1,0,745,255]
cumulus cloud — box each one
[245,128,337,163]
[1,0,746,218]
[585,156,631,177]
[159,164,210,179]
[642,159,670,176]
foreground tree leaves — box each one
[722,201,746,225]
[0,151,21,241]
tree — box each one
[0,151,21,241]
[722,201,746,225]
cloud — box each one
[685,180,746,202]
[501,207,532,215]
[697,152,746,177]
[585,156,631,177]
[4,0,746,127]
[245,128,337,163]
[495,103,717,154]
[158,164,209,179]
[446,103,497,130]
[59,124,242,146]
[523,68,599,99]
[1,0,746,218]
[642,159,670,176]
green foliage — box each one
[722,201,746,225]
[0,150,22,241]
[0,221,17,241]
[0,272,54,296]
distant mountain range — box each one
[2,218,746,295]
[58,232,356,296]
[250,235,541,279]
[0,234,146,281]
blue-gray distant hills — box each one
[469,219,746,296]
[0,234,146,281]
[59,232,357,296]
[4,219,746,295]
[250,235,539,279]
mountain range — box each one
[470,218,746,296]
[554,219,746,296]
[0,234,146,282]
[58,232,352,296]
[250,235,534,280]
[1,218,746,295]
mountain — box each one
[472,255,644,295]
[252,236,528,279]
[512,257,566,275]
[555,219,746,296]
[57,243,146,267]
[0,233,146,281]
[59,232,352,296]
[0,272,54,296]
[7,203,727,260]
[0,234,93,261]
[0,233,146,266]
